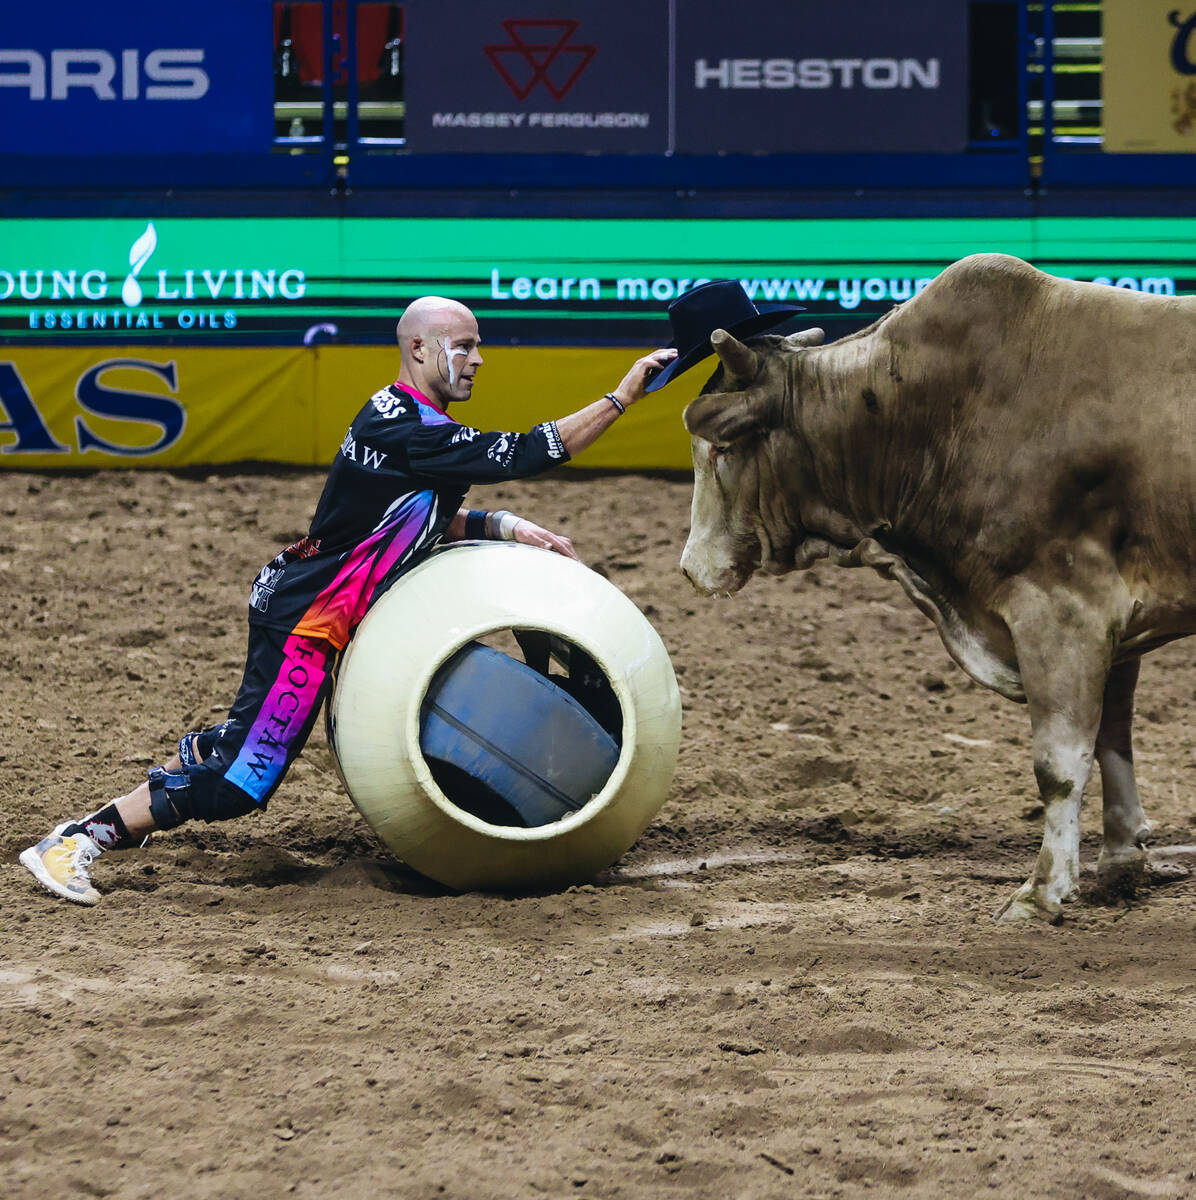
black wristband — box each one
[604,391,627,415]
[464,509,488,540]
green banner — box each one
[0,216,1189,345]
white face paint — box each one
[438,338,468,386]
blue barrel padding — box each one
[419,643,620,827]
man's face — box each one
[427,310,483,405]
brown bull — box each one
[679,252,1196,922]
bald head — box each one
[395,295,475,351]
[394,295,483,407]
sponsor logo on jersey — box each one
[340,428,388,470]
[370,387,407,419]
[540,420,566,460]
[284,535,322,560]
[486,432,516,468]
[249,563,285,613]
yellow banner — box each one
[0,346,696,471]
[1104,0,1196,152]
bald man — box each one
[20,296,676,907]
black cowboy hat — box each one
[643,278,804,393]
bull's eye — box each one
[708,443,730,463]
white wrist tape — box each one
[486,510,522,540]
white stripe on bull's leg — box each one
[995,583,1114,922]
[1095,658,1151,895]
[998,715,1096,923]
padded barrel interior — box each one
[419,641,621,828]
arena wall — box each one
[0,346,694,472]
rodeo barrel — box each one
[326,542,682,891]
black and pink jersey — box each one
[247,380,568,649]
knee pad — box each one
[148,763,260,829]
[147,766,189,830]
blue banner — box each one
[0,0,274,156]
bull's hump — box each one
[918,253,1046,321]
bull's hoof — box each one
[1094,849,1148,902]
[994,883,1064,924]
[1091,846,1189,902]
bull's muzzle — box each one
[679,541,749,596]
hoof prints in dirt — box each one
[5,470,1196,1199]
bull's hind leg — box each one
[996,585,1113,923]
[1094,658,1152,896]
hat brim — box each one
[643,303,805,393]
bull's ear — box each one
[683,390,775,444]
[711,328,758,387]
[782,327,825,349]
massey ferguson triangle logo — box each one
[484,19,596,100]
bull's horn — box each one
[711,329,758,386]
[782,327,825,349]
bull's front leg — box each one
[995,585,1113,923]
[1094,658,1152,895]
[996,709,1097,923]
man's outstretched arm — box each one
[444,346,676,559]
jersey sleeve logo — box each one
[539,421,566,460]
[486,433,516,467]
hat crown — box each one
[667,280,763,352]
[642,277,804,393]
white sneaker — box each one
[19,824,102,906]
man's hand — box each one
[612,347,678,408]
[511,518,579,560]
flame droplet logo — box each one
[121,222,158,307]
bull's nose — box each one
[679,561,720,597]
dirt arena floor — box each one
[4,466,1196,1199]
